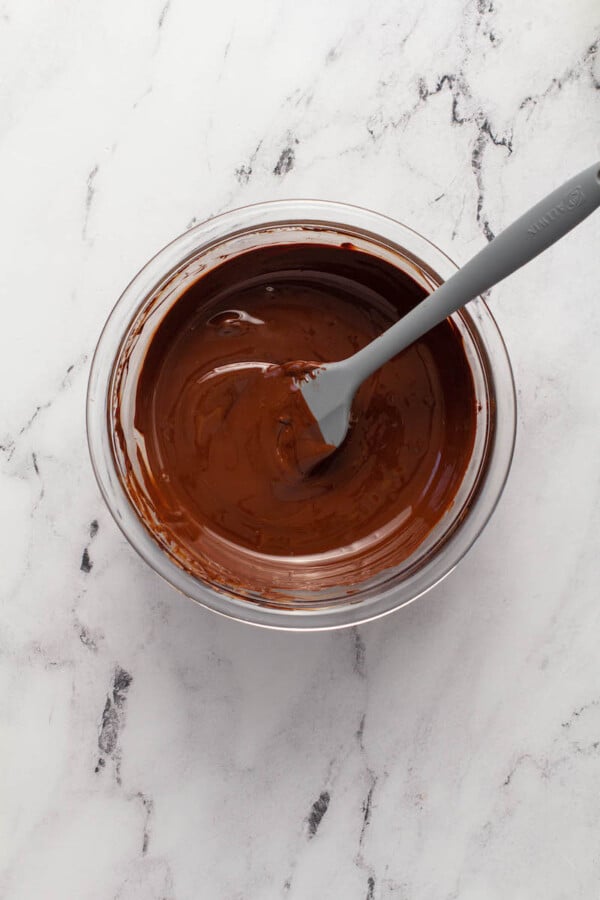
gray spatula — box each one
[298,161,600,449]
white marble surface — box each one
[1,1,600,897]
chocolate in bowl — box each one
[87,201,516,629]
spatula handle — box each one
[348,161,600,386]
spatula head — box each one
[297,363,353,449]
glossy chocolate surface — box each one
[123,243,477,596]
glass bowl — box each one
[87,200,516,630]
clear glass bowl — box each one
[87,200,516,630]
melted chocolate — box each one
[125,243,477,598]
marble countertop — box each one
[1,1,599,897]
